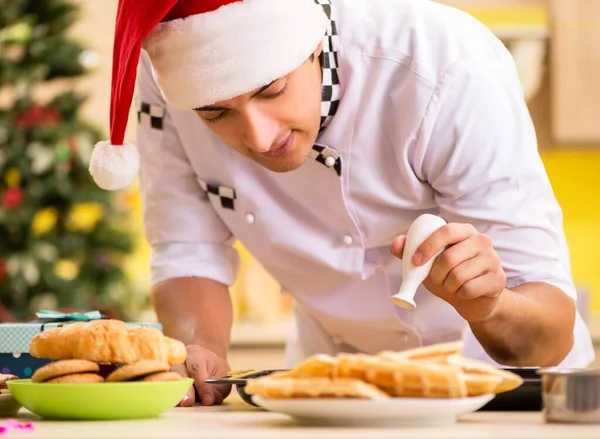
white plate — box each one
[0,393,23,417]
[252,394,495,427]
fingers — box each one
[186,345,230,406]
[186,351,216,406]
[192,374,228,406]
[455,273,503,301]
[414,223,476,266]
[442,256,487,298]
[427,235,479,287]
[390,235,406,259]
[426,234,505,301]
[172,364,195,407]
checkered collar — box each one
[315,0,340,134]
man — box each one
[90,0,595,407]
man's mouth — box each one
[262,132,295,158]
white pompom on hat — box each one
[89,0,329,191]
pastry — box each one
[444,354,524,393]
[378,340,463,363]
[269,354,338,379]
[363,356,468,398]
[0,373,17,393]
[29,319,187,365]
[334,353,373,381]
[245,341,524,400]
[31,359,100,383]
[46,373,104,384]
[26,322,87,360]
[106,360,170,382]
[0,373,17,386]
[245,377,390,400]
[140,371,183,382]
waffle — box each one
[245,340,524,400]
[269,354,338,379]
[334,353,372,381]
[379,341,463,363]
[245,377,390,400]
[445,354,523,394]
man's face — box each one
[195,45,323,173]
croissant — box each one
[29,319,187,366]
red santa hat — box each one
[89,0,329,190]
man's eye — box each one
[205,111,228,123]
[263,83,288,100]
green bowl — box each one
[7,378,193,420]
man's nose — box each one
[242,108,278,153]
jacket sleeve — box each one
[416,50,577,301]
[134,52,240,288]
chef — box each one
[90,0,595,406]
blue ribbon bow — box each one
[34,310,104,322]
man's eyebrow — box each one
[195,104,229,112]
[194,80,276,112]
[250,80,276,98]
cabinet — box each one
[550,0,600,144]
[438,0,600,145]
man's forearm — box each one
[469,282,575,367]
[151,277,233,359]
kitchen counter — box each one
[3,401,599,439]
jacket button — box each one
[343,235,353,245]
[324,156,336,167]
[245,213,255,224]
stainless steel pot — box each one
[538,367,600,423]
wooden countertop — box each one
[3,402,600,439]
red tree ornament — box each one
[1,187,24,209]
[15,105,61,128]
[0,258,6,283]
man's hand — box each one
[173,345,232,407]
[151,277,235,405]
[390,222,506,323]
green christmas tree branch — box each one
[0,0,147,322]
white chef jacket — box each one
[134,0,595,368]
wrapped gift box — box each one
[0,311,162,378]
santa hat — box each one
[89,0,329,191]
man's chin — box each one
[262,157,307,173]
[254,150,310,173]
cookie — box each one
[140,371,183,382]
[106,360,170,382]
[0,373,17,387]
[31,359,100,383]
[46,373,104,384]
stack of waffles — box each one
[244,341,524,400]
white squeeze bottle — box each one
[390,214,447,309]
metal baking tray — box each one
[205,367,542,410]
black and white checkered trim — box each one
[309,144,341,176]
[198,181,237,211]
[137,101,165,130]
[315,0,340,133]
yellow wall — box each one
[540,148,600,314]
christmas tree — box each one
[0,0,145,321]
